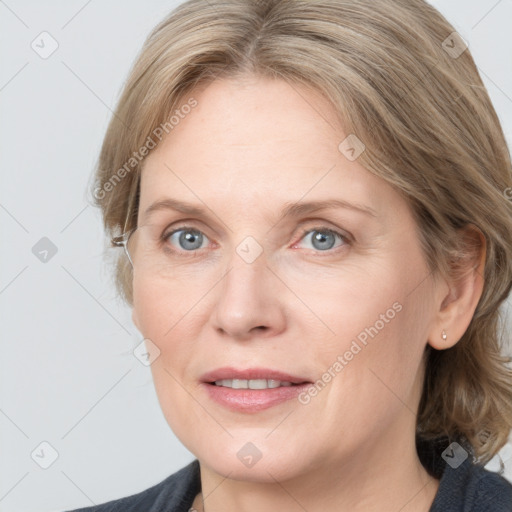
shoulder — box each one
[430,456,512,511]
[64,459,201,512]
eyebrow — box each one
[143,197,377,224]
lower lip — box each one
[201,382,311,412]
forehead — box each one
[145,75,343,163]
[138,76,399,221]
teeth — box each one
[248,379,266,389]
[232,379,248,389]
[214,379,295,389]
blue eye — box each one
[162,225,349,256]
[166,228,209,251]
[296,228,348,252]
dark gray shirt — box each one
[65,456,512,511]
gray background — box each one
[0,1,511,511]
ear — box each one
[427,224,486,350]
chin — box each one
[191,435,316,483]
[204,453,300,483]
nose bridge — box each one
[219,229,268,286]
[212,235,283,338]
[221,236,268,308]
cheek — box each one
[278,260,408,352]
[296,260,432,401]
[132,275,195,397]
[132,270,206,338]
[132,275,207,444]
[132,270,209,380]
[133,274,165,336]
[132,276,205,391]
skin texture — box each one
[131,75,485,512]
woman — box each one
[68,0,512,510]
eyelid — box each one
[290,225,351,254]
[163,218,352,240]
[163,220,353,254]
[293,221,353,244]
[163,224,215,252]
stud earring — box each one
[441,330,447,341]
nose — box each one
[211,248,287,341]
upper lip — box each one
[200,367,311,384]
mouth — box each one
[201,366,311,386]
[210,378,306,389]
[200,367,313,412]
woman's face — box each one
[132,75,440,481]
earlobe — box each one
[427,225,486,350]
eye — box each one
[294,227,349,252]
[164,227,210,252]
[161,224,350,256]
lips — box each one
[199,367,314,412]
[200,367,311,385]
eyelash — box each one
[161,224,352,258]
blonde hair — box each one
[91,0,512,472]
